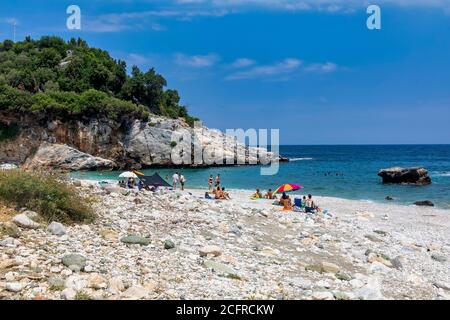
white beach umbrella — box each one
[119,171,138,179]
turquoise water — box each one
[71,145,450,209]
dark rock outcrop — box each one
[414,200,435,207]
[378,167,431,185]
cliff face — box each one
[0,112,280,170]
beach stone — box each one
[108,277,125,294]
[47,222,66,236]
[305,262,340,274]
[62,254,87,270]
[164,239,175,250]
[431,254,447,263]
[6,282,24,292]
[199,245,222,257]
[120,235,151,246]
[365,234,383,242]
[121,286,149,300]
[48,276,65,289]
[0,259,19,270]
[100,229,118,241]
[290,277,312,289]
[433,282,450,291]
[203,260,240,279]
[64,275,88,291]
[350,279,364,288]
[333,292,350,300]
[321,262,340,274]
[312,291,334,300]
[335,272,352,281]
[61,288,77,300]
[385,196,394,201]
[12,214,40,229]
[1,221,21,238]
[88,274,108,289]
[391,256,404,270]
[367,253,392,267]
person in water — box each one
[264,189,277,199]
[215,174,221,187]
[208,175,213,191]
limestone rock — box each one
[199,245,222,257]
[48,222,67,236]
[24,142,115,171]
[120,235,151,246]
[62,254,87,270]
[12,213,40,229]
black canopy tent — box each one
[140,173,172,188]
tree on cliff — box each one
[0,36,197,125]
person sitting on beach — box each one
[305,194,322,213]
[264,189,277,200]
[280,192,292,211]
[214,186,222,199]
[252,189,263,199]
[221,187,231,200]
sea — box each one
[71,145,450,210]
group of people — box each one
[118,177,141,190]
[171,172,186,190]
[204,174,232,200]
[278,193,321,213]
[251,188,277,200]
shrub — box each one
[0,170,94,224]
[0,122,20,141]
[170,141,177,148]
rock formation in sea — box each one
[378,167,431,185]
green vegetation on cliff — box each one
[0,36,197,125]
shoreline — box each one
[74,177,450,211]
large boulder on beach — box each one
[24,142,115,171]
[378,167,431,185]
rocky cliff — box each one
[0,112,283,170]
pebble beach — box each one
[1,180,449,300]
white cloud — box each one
[226,58,302,80]
[175,53,220,67]
[229,58,256,68]
[226,58,339,80]
[304,62,338,73]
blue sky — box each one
[1,0,450,144]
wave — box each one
[431,172,450,177]
[290,157,314,161]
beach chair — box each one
[294,198,302,208]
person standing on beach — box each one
[180,174,186,191]
[208,175,213,191]
[172,172,179,190]
[215,174,221,187]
